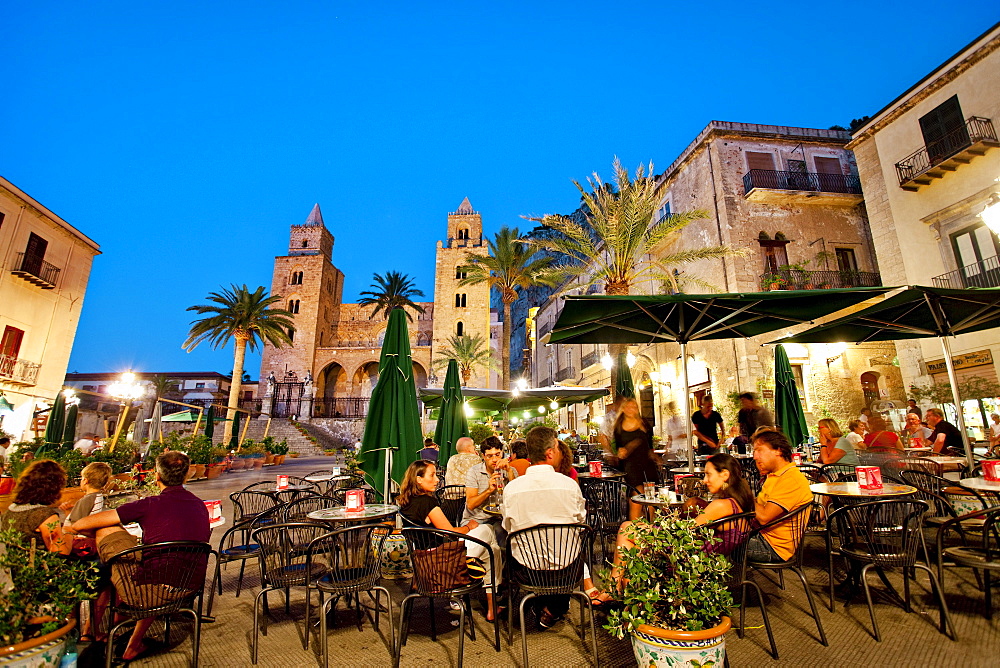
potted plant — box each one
[0,527,101,666]
[185,435,212,480]
[205,447,229,479]
[761,272,788,291]
[604,512,733,667]
[270,439,288,465]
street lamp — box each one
[601,353,613,371]
[549,400,559,410]
[626,351,637,368]
[981,192,1000,235]
[108,371,145,451]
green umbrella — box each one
[229,410,241,449]
[773,344,808,449]
[40,391,66,456]
[420,386,608,413]
[433,359,470,462]
[62,403,79,448]
[614,352,636,399]
[204,404,215,439]
[358,308,423,500]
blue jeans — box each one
[745,534,784,563]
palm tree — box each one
[357,271,426,321]
[183,285,294,443]
[459,226,553,388]
[433,334,497,385]
[530,158,741,295]
[149,374,180,409]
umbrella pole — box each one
[384,446,393,504]
[939,337,975,469]
[681,342,694,472]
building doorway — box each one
[860,372,881,408]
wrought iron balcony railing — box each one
[11,252,61,289]
[895,116,999,189]
[0,354,41,385]
[743,169,862,196]
[555,366,578,382]
[759,269,882,291]
[581,351,599,369]
[931,254,1000,290]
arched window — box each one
[455,293,467,308]
[289,271,304,285]
[457,227,469,240]
[288,327,295,342]
[456,266,467,279]
[456,321,464,337]
[301,239,309,248]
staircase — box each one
[209,417,324,456]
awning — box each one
[419,386,608,413]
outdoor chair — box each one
[936,505,1000,621]
[230,490,283,525]
[858,451,901,468]
[209,505,282,615]
[250,523,332,663]
[741,503,827,656]
[883,456,943,478]
[306,524,395,667]
[579,479,629,564]
[104,540,214,668]
[827,499,955,641]
[738,457,764,493]
[395,527,500,668]
[505,523,597,667]
[819,463,857,483]
[435,484,468,526]
[282,494,333,524]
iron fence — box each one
[759,269,881,291]
[895,116,997,186]
[0,354,40,385]
[13,252,61,287]
[742,169,862,195]
[932,254,1000,289]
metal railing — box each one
[0,354,41,385]
[555,366,578,382]
[932,254,1000,289]
[581,351,599,369]
[312,397,370,419]
[895,116,998,186]
[743,169,862,195]
[759,269,882,291]
[12,252,61,287]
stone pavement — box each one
[85,457,996,667]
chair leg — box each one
[428,596,437,641]
[105,620,128,668]
[464,594,476,642]
[302,587,312,651]
[165,615,171,643]
[859,564,880,642]
[519,593,536,668]
[569,591,598,665]
[252,588,267,664]
[790,567,827,646]
[985,569,993,620]
[456,597,466,668]
[777,570,785,590]
[741,579,776,659]
[236,559,247,597]
[828,548,837,612]
[320,596,331,668]
[902,570,912,612]
[182,608,201,668]
[395,595,417,668]
[373,586,396,656]
[914,564,957,641]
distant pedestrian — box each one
[418,438,439,463]
[906,399,922,419]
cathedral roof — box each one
[304,203,325,226]
[456,197,474,214]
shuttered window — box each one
[919,95,968,163]
[814,157,842,175]
[746,151,776,172]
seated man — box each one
[501,426,586,629]
[444,437,481,487]
[418,438,440,463]
[748,430,812,563]
[66,451,211,661]
[464,436,517,529]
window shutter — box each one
[745,151,776,172]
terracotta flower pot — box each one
[275,455,285,465]
[264,453,275,465]
[631,616,731,667]
[205,463,225,479]
[0,617,76,667]
[252,458,264,470]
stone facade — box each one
[259,199,493,416]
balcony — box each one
[0,354,41,385]
[743,169,863,205]
[581,351,599,369]
[555,366,578,382]
[931,254,1000,289]
[759,269,882,291]
[895,116,999,191]
[11,253,61,289]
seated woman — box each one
[0,459,72,554]
[862,415,903,455]
[595,453,754,599]
[397,460,503,621]
[555,441,578,481]
[509,440,530,477]
[817,418,859,466]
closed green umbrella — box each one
[434,359,470,462]
[229,410,241,449]
[204,404,215,439]
[41,391,66,456]
[358,308,423,501]
[62,403,79,448]
[773,344,808,449]
[614,352,636,399]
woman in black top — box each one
[614,398,659,520]
[397,460,502,620]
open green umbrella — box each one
[358,308,423,501]
[204,404,215,439]
[614,352,636,399]
[773,344,808,448]
[62,403,79,449]
[433,359,470,462]
[40,391,66,456]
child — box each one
[66,462,111,524]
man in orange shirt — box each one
[749,430,813,562]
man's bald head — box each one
[455,437,475,454]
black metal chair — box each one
[505,524,597,667]
[103,540,214,668]
[741,503,827,655]
[436,484,468,526]
[937,505,1000,621]
[827,499,954,641]
[883,456,943,478]
[819,463,857,482]
[282,494,333,524]
[579,479,629,564]
[395,527,500,668]
[250,523,332,663]
[738,457,764,494]
[231,490,283,524]
[209,505,282,615]
[306,524,396,667]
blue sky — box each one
[4,2,998,379]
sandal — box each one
[585,587,613,606]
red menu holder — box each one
[983,460,1000,482]
[276,474,289,490]
[856,465,883,491]
[673,473,694,491]
[345,489,365,511]
[203,500,224,528]
[588,460,603,478]
[792,453,803,466]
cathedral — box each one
[257,199,494,418]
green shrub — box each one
[468,422,494,445]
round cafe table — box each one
[307,504,399,524]
[630,494,685,510]
[304,474,351,483]
[482,504,502,518]
[809,482,916,505]
[578,469,626,480]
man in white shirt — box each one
[989,414,1000,452]
[501,425,586,629]
[444,437,481,487]
[74,433,99,456]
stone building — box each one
[847,22,1000,440]
[258,199,494,419]
[0,175,100,441]
[532,121,903,439]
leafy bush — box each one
[261,436,288,455]
[468,422,494,445]
[57,449,86,484]
[185,435,214,465]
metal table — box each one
[307,504,399,523]
[482,504,502,518]
[809,482,917,502]
[958,476,1000,492]
[630,494,685,510]
[578,470,626,480]
[304,474,351,483]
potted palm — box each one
[604,512,733,667]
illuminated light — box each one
[601,353,613,371]
[981,192,1000,235]
[512,388,520,397]
[511,416,519,424]
[537,405,546,414]
[626,351,636,367]
[516,378,529,391]
[549,400,559,410]
[463,402,473,417]
[648,371,660,383]
[523,411,531,419]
